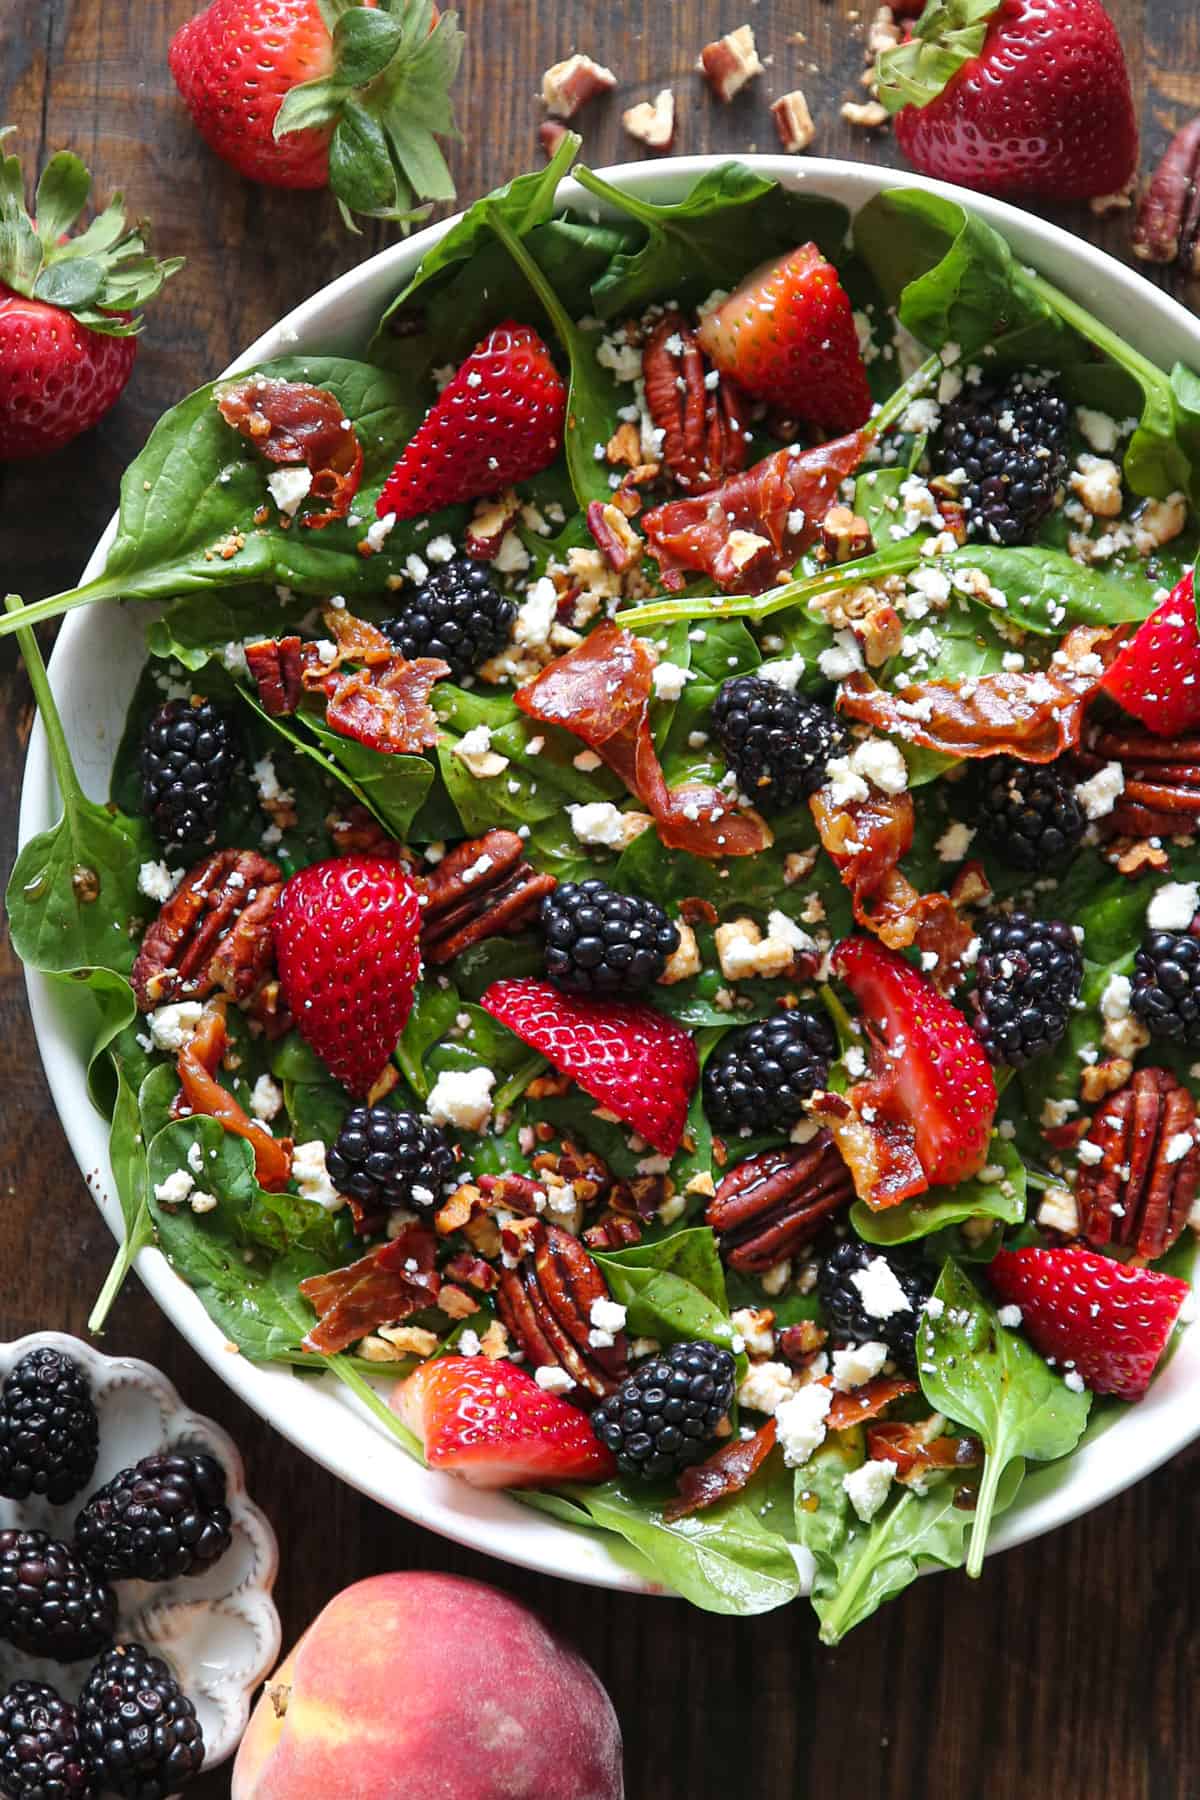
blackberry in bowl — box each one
[975,757,1085,871]
[970,912,1083,1068]
[326,1106,456,1215]
[939,371,1070,546]
[541,880,679,997]
[381,556,515,680]
[703,1009,836,1136]
[591,1341,735,1482]
[710,676,849,813]
[140,698,237,851]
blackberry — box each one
[710,676,849,813]
[591,1340,735,1482]
[940,372,1070,546]
[703,1009,836,1136]
[541,880,680,997]
[1132,929,1200,1047]
[78,1645,203,1800]
[975,756,1085,871]
[74,1453,232,1586]
[139,698,237,850]
[970,911,1083,1068]
[0,1682,91,1800]
[381,556,516,681]
[0,1533,114,1664]
[0,1350,98,1506]
[817,1241,933,1374]
[326,1107,456,1215]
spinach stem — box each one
[493,1051,548,1114]
[4,593,85,814]
[0,574,124,639]
[484,200,582,357]
[88,1208,154,1335]
[326,1352,424,1458]
[967,1452,1002,1578]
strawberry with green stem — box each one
[169,0,464,230]
[0,133,181,459]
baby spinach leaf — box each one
[595,1229,739,1356]
[270,1035,348,1145]
[146,586,306,671]
[148,1115,347,1263]
[298,712,434,839]
[433,682,621,835]
[88,1055,156,1335]
[395,981,464,1099]
[917,1260,1091,1578]
[852,1137,1026,1246]
[946,546,1155,632]
[575,163,849,321]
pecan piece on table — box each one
[1076,729,1200,837]
[419,830,557,965]
[1133,118,1200,274]
[642,312,748,496]
[131,849,284,1011]
[496,1220,628,1400]
[707,1132,854,1272]
[1075,1066,1200,1260]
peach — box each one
[232,1570,624,1799]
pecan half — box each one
[1077,729,1200,837]
[132,849,283,1011]
[642,312,748,496]
[1134,119,1200,273]
[496,1221,628,1399]
[245,638,306,716]
[419,831,557,964]
[707,1133,854,1271]
[1075,1066,1200,1259]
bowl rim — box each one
[18,150,1200,1603]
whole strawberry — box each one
[0,134,180,459]
[273,855,422,1096]
[169,0,464,227]
[376,322,567,521]
[876,0,1137,201]
[1100,570,1200,737]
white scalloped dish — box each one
[18,156,1200,1599]
[0,1333,280,1770]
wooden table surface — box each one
[2,2,1200,1795]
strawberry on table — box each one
[394,1356,617,1487]
[1099,570,1200,736]
[376,322,567,522]
[833,936,996,1189]
[876,0,1137,201]
[695,244,872,436]
[0,135,180,459]
[989,1246,1190,1400]
[273,855,422,1097]
[481,978,699,1158]
[169,0,463,226]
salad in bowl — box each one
[11,139,1200,1641]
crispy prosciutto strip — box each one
[216,376,364,528]
[642,431,870,592]
[515,623,771,859]
[175,1003,293,1192]
[867,1419,982,1484]
[299,1222,440,1355]
[245,607,447,753]
[663,1418,777,1522]
[826,1377,919,1432]
[808,1089,928,1209]
[809,785,972,987]
[837,625,1122,764]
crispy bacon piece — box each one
[838,626,1122,764]
[808,1089,928,1208]
[515,623,771,859]
[298,1222,440,1355]
[642,431,869,592]
[867,1419,983,1484]
[216,376,363,528]
[826,1377,918,1432]
[810,786,972,988]
[175,1004,293,1191]
[663,1419,777,1522]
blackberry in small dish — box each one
[75,1452,232,1586]
[0,1349,98,1507]
[78,1645,203,1799]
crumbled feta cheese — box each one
[534,1365,576,1394]
[426,533,456,563]
[148,1001,204,1054]
[1064,1370,1086,1394]
[266,466,313,516]
[513,576,558,650]
[850,1257,912,1320]
[651,660,691,702]
[1069,455,1123,518]
[757,654,807,693]
[590,1297,627,1335]
[738,1361,801,1416]
[153,1169,195,1205]
[934,822,975,863]
[137,860,179,903]
[493,530,530,574]
[292,1140,345,1211]
[714,913,815,982]
[848,736,908,796]
[1076,408,1119,454]
[453,723,510,779]
[1147,881,1200,933]
[363,511,396,553]
[831,1340,888,1391]
[567,802,652,849]
[731,1307,776,1359]
[659,920,702,985]
[1075,761,1124,821]
[1038,1188,1080,1235]
[426,1067,496,1133]
[843,1456,897,1522]
[253,754,285,804]
[817,631,864,681]
[775,1384,834,1468]
[250,1074,284,1123]
[1165,1130,1195,1165]
[997,1304,1023,1329]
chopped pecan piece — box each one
[777,1320,828,1368]
[641,312,748,496]
[1077,728,1200,837]
[622,89,676,151]
[496,1221,628,1398]
[132,849,284,1011]
[586,500,644,571]
[584,1215,644,1250]
[1075,1066,1200,1259]
[771,90,815,154]
[245,637,306,715]
[326,804,400,859]
[819,505,873,565]
[420,831,557,965]
[700,24,763,101]
[443,1252,499,1294]
[707,1134,854,1271]
[541,53,617,117]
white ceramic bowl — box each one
[18,156,1200,1600]
[0,1333,279,1770]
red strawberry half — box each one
[393,1356,617,1488]
[376,322,567,522]
[833,936,996,1189]
[273,854,421,1097]
[481,978,699,1157]
[1099,570,1200,737]
[877,0,1137,201]
[989,1246,1189,1401]
[696,244,872,436]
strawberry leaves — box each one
[0,131,181,336]
[876,0,1001,112]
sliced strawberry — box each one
[480,978,698,1157]
[1099,571,1200,737]
[393,1356,617,1488]
[377,322,567,522]
[989,1246,1189,1401]
[833,937,996,1188]
[273,855,422,1097]
[696,244,872,435]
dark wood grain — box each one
[2,2,1199,1794]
